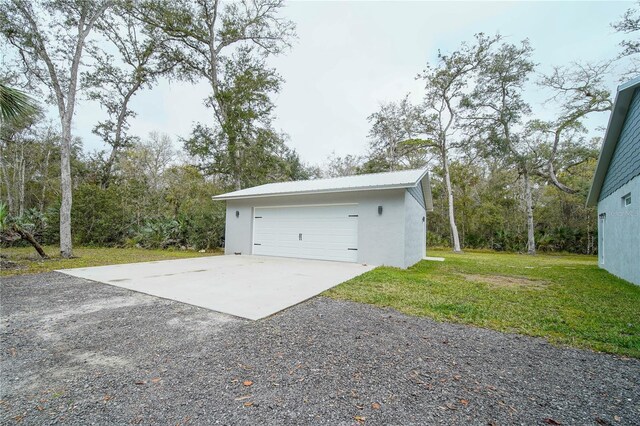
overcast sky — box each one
[70,1,633,166]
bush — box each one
[178,203,225,250]
[133,218,183,249]
[72,184,132,246]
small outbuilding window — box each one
[622,193,632,207]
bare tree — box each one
[1,0,113,257]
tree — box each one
[322,152,364,178]
[135,0,295,189]
[613,2,640,57]
[0,201,48,258]
[416,33,500,252]
[462,39,538,254]
[367,96,427,171]
[537,62,613,193]
[612,2,640,78]
[182,47,304,188]
[85,4,176,188]
[0,107,40,216]
[1,0,113,258]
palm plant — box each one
[0,202,48,259]
[0,83,38,123]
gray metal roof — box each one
[213,168,434,211]
[587,76,640,206]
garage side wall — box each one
[220,189,407,268]
[224,203,254,255]
[404,190,427,268]
[598,175,640,285]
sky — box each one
[68,1,633,166]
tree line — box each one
[1,0,638,257]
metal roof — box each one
[587,76,640,206]
[213,168,433,211]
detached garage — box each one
[213,168,433,269]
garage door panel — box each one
[253,205,358,262]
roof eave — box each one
[586,77,640,206]
[421,173,434,211]
[212,182,416,201]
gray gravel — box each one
[1,272,638,425]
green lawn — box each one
[0,245,219,277]
[325,250,640,358]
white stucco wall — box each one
[220,188,425,268]
[404,190,427,268]
[597,174,640,285]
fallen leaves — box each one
[354,415,366,424]
[234,395,252,401]
[243,401,254,407]
[243,380,253,387]
[543,419,562,425]
[151,377,161,383]
[371,402,381,410]
[460,399,469,406]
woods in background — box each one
[1,0,639,256]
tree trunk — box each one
[101,147,118,189]
[39,147,50,212]
[13,224,48,259]
[59,118,73,258]
[442,149,462,253]
[10,1,111,259]
[0,144,13,214]
[18,143,25,217]
[523,169,536,255]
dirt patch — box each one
[0,259,25,270]
[461,273,549,289]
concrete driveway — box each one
[57,255,375,320]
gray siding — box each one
[598,175,640,285]
[222,188,424,268]
[600,88,640,201]
[407,181,425,208]
[404,190,427,268]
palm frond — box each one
[0,83,38,123]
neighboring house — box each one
[587,76,640,286]
[213,168,433,269]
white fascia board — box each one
[212,183,414,201]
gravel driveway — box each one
[1,272,638,425]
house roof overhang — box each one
[587,76,640,207]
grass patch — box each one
[325,250,640,358]
[0,245,219,277]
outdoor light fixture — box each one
[378,205,383,215]
[235,210,240,218]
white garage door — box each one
[252,204,359,262]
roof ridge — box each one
[275,167,426,186]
